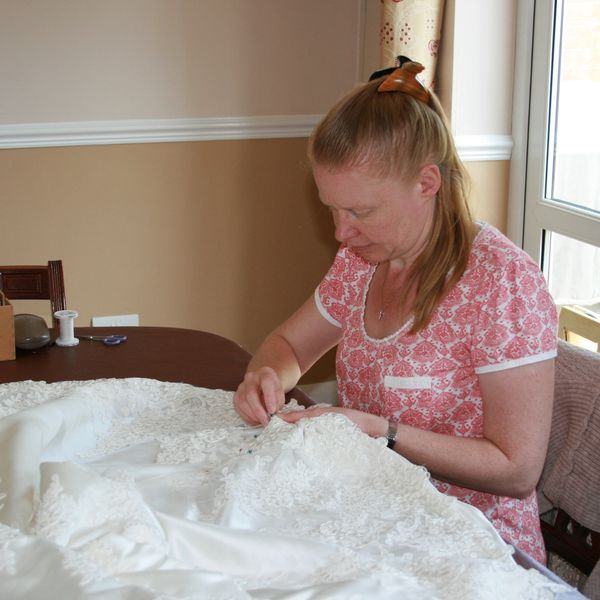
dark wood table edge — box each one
[1,326,314,407]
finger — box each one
[244,384,271,426]
[278,408,325,423]
[234,381,268,426]
[277,411,303,423]
[259,373,285,416]
[233,389,260,426]
[239,408,259,426]
[238,401,260,426]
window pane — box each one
[546,0,600,215]
[546,230,600,314]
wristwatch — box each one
[386,421,398,450]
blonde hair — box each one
[309,79,473,333]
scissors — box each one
[79,334,128,346]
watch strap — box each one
[386,421,398,450]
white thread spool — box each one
[54,310,79,346]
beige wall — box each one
[0,139,339,379]
[0,0,364,122]
[0,1,513,384]
[444,0,516,136]
[467,161,509,231]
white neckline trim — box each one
[316,223,491,342]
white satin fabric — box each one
[0,378,573,599]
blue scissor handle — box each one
[80,334,128,345]
[103,335,127,345]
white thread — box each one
[54,310,79,347]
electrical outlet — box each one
[91,314,139,327]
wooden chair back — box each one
[558,305,600,352]
[0,261,67,328]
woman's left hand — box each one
[278,406,388,439]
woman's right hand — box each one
[233,366,286,426]
[232,294,342,427]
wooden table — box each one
[0,326,312,405]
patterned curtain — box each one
[380,0,445,90]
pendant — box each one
[378,310,385,321]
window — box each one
[512,0,600,348]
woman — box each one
[233,60,557,563]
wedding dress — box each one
[0,378,574,599]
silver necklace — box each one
[378,261,391,320]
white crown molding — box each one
[0,116,513,161]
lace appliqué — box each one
[0,522,20,575]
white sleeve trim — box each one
[313,287,341,328]
[474,350,557,375]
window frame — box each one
[509,0,600,265]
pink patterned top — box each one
[315,223,557,563]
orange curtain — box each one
[380,0,445,90]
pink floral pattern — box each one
[316,223,558,563]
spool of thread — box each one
[54,310,80,347]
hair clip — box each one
[373,57,430,104]
[368,55,413,82]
